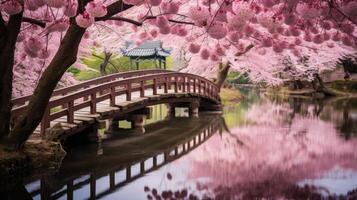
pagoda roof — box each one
[121,41,172,58]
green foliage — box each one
[330,80,357,93]
[227,71,251,84]
[66,66,81,75]
[74,51,173,81]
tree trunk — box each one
[312,73,336,97]
[99,51,113,76]
[214,44,254,90]
[215,62,231,90]
[0,12,23,138]
[8,24,86,149]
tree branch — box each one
[235,44,254,57]
[144,16,195,25]
[99,16,142,26]
[22,17,46,28]
[95,1,133,21]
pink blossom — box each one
[289,27,301,37]
[232,2,254,22]
[159,26,171,34]
[64,1,78,17]
[326,42,335,48]
[215,10,227,22]
[257,48,266,55]
[200,48,210,60]
[342,35,353,46]
[244,25,255,36]
[342,1,357,19]
[188,6,210,27]
[321,21,332,30]
[323,32,330,41]
[150,29,158,38]
[313,34,324,44]
[262,38,273,47]
[167,2,180,14]
[227,12,247,30]
[24,36,43,58]
[332,32,341,41]
[114,20,124,26]
[17,32,26,42]
[304,32,312,42]
[272,44,283,53]
[156,16,169,28]
[210,53,220,62]
[296,3,321,19]
[148,0,161,6]
[228,31,240,43]
[75,12,94,28]
[85,1,107,17]
[2,0,22,15]
[260,0,279,8]
[25,36,43,52]
[284,14,297,25]
[207,21,227,39]
[25,0,41,11]
[176,27,188,37]
[46,0,67,8]
[214,45,225,56]
[188,43,201,54]
[340,23,354,34]
[38,49,50,59]
[161,2,180,14]
[122,0,144,6]
[294,38,302,45]
[46,19,69,33]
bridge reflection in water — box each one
[24,113,223,200]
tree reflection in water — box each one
[182,96,357,199]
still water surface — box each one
[7,90,357,199]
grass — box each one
[220,88,242,105]
[70,51,174,81]
[329,80,357,93]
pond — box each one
[2,89,357,200]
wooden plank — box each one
[74,113,100,118]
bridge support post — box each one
[189,101,199,118]
[105,119,119,133]
[166,104,176,119]
[130,114,146,134]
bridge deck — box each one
[11,70,221,140]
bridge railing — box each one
[11,69,170,107]
[11,71,219,135]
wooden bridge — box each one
[11,70,221,140]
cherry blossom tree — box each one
[0,0,356,149]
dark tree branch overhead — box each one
[100,16,142,26]
[22,17,46,28]
[96,0,133,21]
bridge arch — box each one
[11,70,221,140]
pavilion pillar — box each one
[159,59,162,69]
[154,57,158,68]
[130,57,133,70]
[136,60,139,70]
[164,57,167,69]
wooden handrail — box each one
[10,70,220,135]
[11,69,170,106]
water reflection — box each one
[2,92,357,200]
[186,94,357,199]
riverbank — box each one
[220,88,242,105]
[0,139,66,187]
